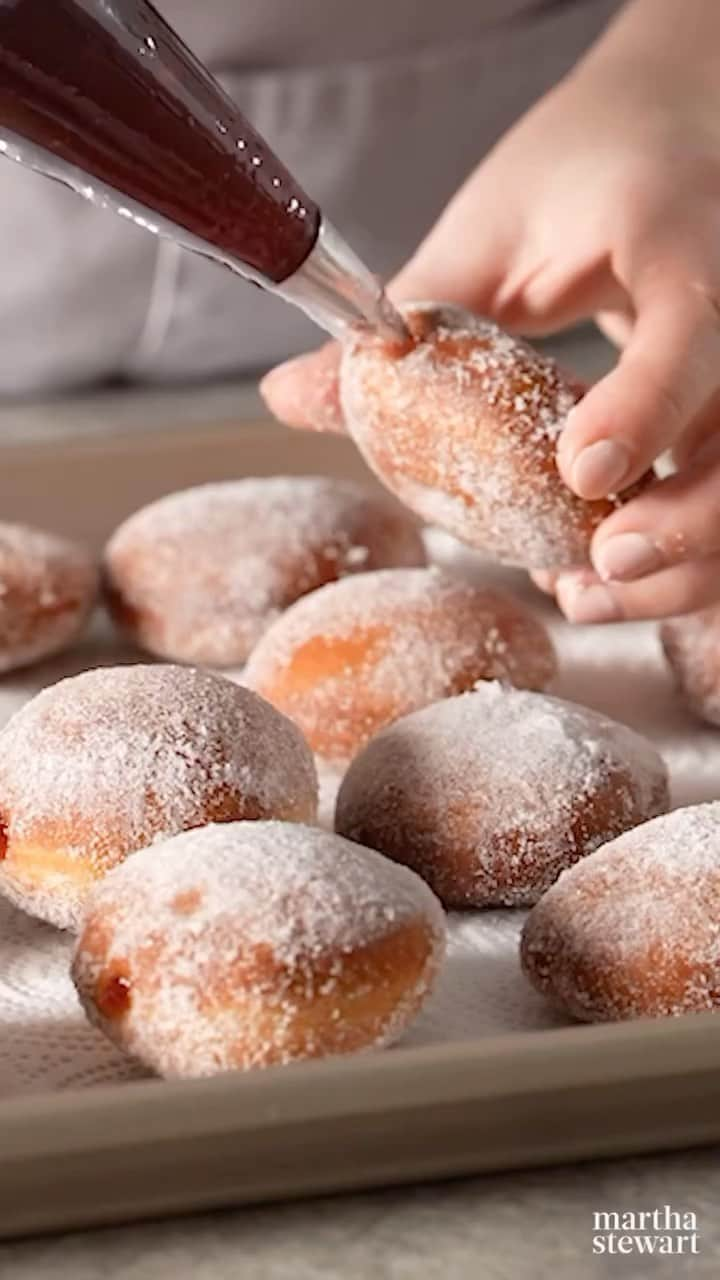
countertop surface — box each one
[1,325,718,1278]
[2,1148,718,1279]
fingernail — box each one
[593,533,662,583]
[556,576,621,624]
[570,440,631,499]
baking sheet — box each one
[1,420,720,1239]
[3,527,713,1097]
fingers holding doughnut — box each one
[590,445,720,586]
[557,275,720,500]
[260,341,345,435]
[532,441,720,619]
[555,555,720,625]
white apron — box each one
[0,0,623,393]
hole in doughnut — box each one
[0,816,7,861]
[94,969,132,1020]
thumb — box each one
[259,341,345,435]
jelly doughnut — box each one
[104,476,425,667]
[661,608,720,726]
[340,303,646,570]
[335,683,668,908]
[521,803,720,1022]
[0,521,97,673]
[244,566,556,763]
[0,664,317,930]
[72,820,446,1077]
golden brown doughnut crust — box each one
[244,566,556,763]
[104,477,426,666]
[335,685,669,908]
[340,303,650,570]
[521,804,720,1022]
[0,522,97,673]
[72,821,446,1077]
[661,607,720,726]
[0,665,317,930]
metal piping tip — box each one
[372,290,411,344]
[273,218,411,343]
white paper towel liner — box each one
[0,531,716,1095]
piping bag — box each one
[0,0,409,343]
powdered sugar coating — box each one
[0,522,98,673]
[661,609,720,726]
[244,566,556,763]
[72,820,446,1078]
[0,664,317,931]
[521,803,720,1022]
[340,302,633,569]
[336,683,669,908]
[104,476,425,666]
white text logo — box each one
[592,1207,699,1256]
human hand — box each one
[262,0,720,621]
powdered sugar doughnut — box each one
[104,477,425,667]
[0,665,317,931]
[661,608,720,726]
[340,303,643,569]
[0,522,97,673]
[72,820,446,1077]
[244,567,556,764]
[335,684,668,908]
[521,804,720,1021]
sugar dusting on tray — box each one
[0,533,719,1093]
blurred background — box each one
[0,0,621,399]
